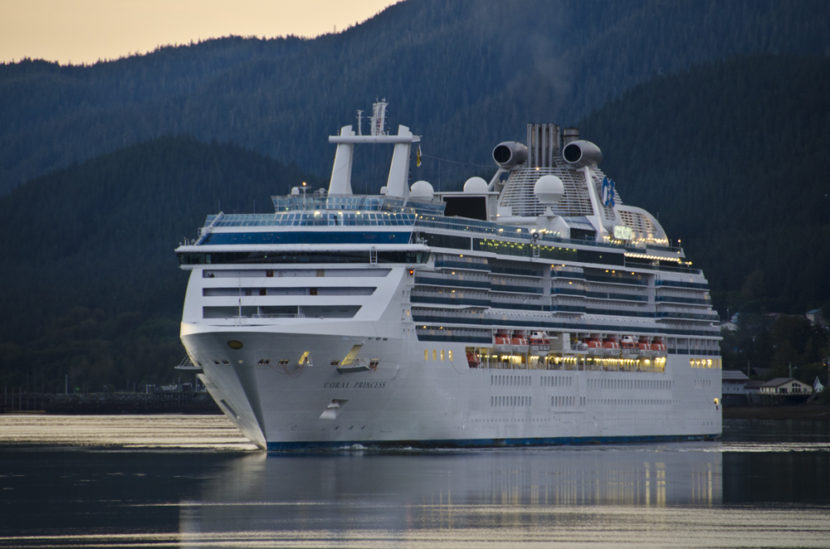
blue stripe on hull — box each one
[266,433,720,452]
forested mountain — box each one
[1,0,828,194]
[0,137,313,391]
[2,52,829,391]
[580,54,830,316]
[2,0,829,390]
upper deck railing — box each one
[196,195,688,264]
[204,211,416,228]
[270,194,445,216]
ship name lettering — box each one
[353,381,386,389]
[322,381,386,389]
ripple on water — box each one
[0,414,259,451]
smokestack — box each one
[525,123,560,167]
[562,127,580,145]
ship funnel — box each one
[562,139,602,168]
[526,123,560,167]
[562,127,580,145]
[492,141,528,169]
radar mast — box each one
[370,99,388,136]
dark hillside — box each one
[2,1,830,391]
[579,55,830,315]
[0,137,313,391]
[1,0,827,193]
[2,54,829,391]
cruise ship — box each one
[176,102,722,450]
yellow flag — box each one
[416,145,422,167]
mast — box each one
[327,100,420,198]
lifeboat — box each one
[651,337,666,352]
[585,335,602,350]
[620,335,636,349]
[494,329,513,352]
[511,331,528,346]
[529,331,549,345]
[529,331,550,354]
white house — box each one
[760,377,813,396]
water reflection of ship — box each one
[179,445,722,537]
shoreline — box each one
[722,404,830,420]
[4,391,829,420]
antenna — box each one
[356,109,363,136]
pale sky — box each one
[0,0,399,65]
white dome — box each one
[463,176,488,193]
[533,175,564,204]
[290,186,300,196]
[409,180,434,200]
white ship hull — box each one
[182,325,721,450]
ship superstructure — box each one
[176,102,722,449]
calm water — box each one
[0,415,829,548]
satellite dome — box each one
[409,180,434,200]
[290,186,300,196]
[533,175,564,204]
[463,177,488,193]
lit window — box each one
[440,350,445,361]
[433,349,437,361]
[424,349,429,361]
[448,350,454,361]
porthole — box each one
[227,340,243,350]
